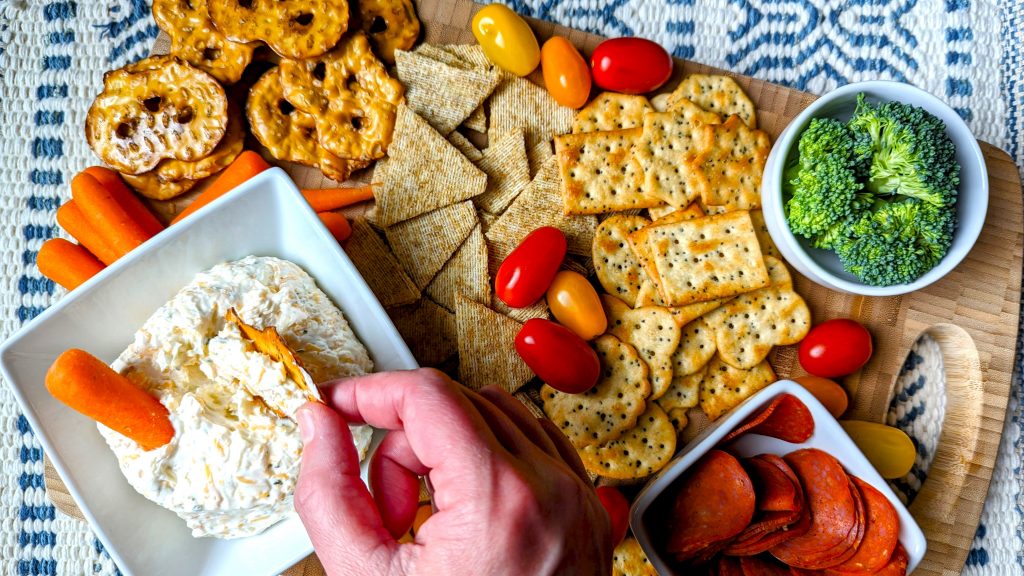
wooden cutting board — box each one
[51,1,1019,574]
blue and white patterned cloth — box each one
[0,0,1018,574]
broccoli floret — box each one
[834,199,956,286]
[848,94,960,207]
[784,118,874,242]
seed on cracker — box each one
[636,279,730,327]
[490,76,575,149]
[345,217,420,308]
[705,256,811,369]
[388,298,457,367]
[658,364,707,415]
[555,128,660,215]
[691,115,771,211]
[650,93,672,113]
[613,537,659,576]
[750,209,779,258]
[385,200,478,288]
[571,92,653,133]
[448,130,483,162]
[593,214,651,307]
[699,355,776,421]
[455,296,534,393]
[631,98,722,208]
[541,334,651,448]
[475,128,531,214]
[580,402,676,480]
[671,317,717,377]
[425,224,490,312]
[373,105,487,226]
[629,210,770,306]
[603,295,680,401]
[667,73,757,129]
[666,408,690,436]
[396,49,500,136]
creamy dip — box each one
[98,256,373,538]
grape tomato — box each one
[590,37,673,94]
[471,4,540,77]
[798,318,873,378]
[515,318,600,394]
[541,36,592,108]
[840,420,916,479]
[596,486,630,546]
[546,270,606,340]
[495,227,567,308]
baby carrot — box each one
[82,166,164,237]
[301,185,375,212]
[71,172,154,257]
[37,238,104,290]
[319,211,352,243]
[171,151,270,224]
[46,349,174,451]
[56,200,120,265]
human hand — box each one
[294,368,612,576]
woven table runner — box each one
[0,1,1017,574]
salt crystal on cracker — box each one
[373,104,487,226]
[425,224,490,312]
[395,49,500,136]
[455,296,534,393]
[388,298,457,367]
[475,127,530,214]
[580,402,676,480]
[385,200,478,289]
[555,128,660,215]
[344,217,420,308]
[571,92,653,133]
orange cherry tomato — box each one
[471,4,540,77]
[793,375,849,418]
[840,420,916,479]
[540,36,591,108]
[546,270,606,339]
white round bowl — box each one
[760,80,988,296]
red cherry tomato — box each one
[590,37,673,94]
[495,227,567,308]
[596,486,630,546]
[798,319,873,378]
[541,36,592,108]
[515,318,600,393]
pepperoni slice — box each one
[667,450,756,563]
[723,394,815,444]
[770,449,860,569]
[739,554,792,575]
[718,555,745,576]
[746,455,802,512]
[826,476,900,574]
[725,504,811,557]
[872,542,908,576]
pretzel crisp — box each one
[152,0,255,85]
[86,55,228,175]
[279,32,404,162]
[121,171,198,201]
[208,0,350,60]
[355,0,420,63]
[247,68,368,182]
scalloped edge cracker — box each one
[613,537,659,576]
[388,298,457,367]
[667,73,757,129]
[395,49,500,136]
[555,128,660,215]
[571,92,653,133]
[344,217,421,308]
[455,296,534,393]
[580,402,676,480]
[373,104,487,226]
[750,209,779,258]
[593,214,651,308]
[474,127,530,214]
[691,115,770,211]
[385,200,477,289]
[699,355,776,421]
[425,224,489,312]
[541,334,650,448]
[603,295,680,400]
[630,211,770,306]
[671,317,717,377]
[658,364,707,415]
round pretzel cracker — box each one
[207,0,350,60]
[279,32,404,161]
[355,0,420,64]
[247,68,368,182]
[86,55,228,175]
[153,0,255,85]
[153,103,244,183]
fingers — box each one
[294,402,397,574]
[462,388,537,459]
[369,431,427,539]
[478,386,561,458]
[539,418,592,486]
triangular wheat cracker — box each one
[344,217,420,308]
[388,298,457,367]
[395,49,500,135]
[474,128,530,214]
[455,296,534,393]
[385,201,477,288]
[490,76,574,149]
[425,225,490,312]
[447,130,483,162]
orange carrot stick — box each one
[71,172,154,257]
[37,238,105,290]
[83,166,164,237]
[171,151,270,224]
[319,211,352,243]
[45,349,174,450]
[301,185,375,212]
[55,200,120,266]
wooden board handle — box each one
[907,324,985,575]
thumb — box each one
[295,402,397,574]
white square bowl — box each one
[0,168,417,576]
[630,380,927,574]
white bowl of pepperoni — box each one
[630,379,926,574]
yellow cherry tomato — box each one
[546,270,606,340]
[471,4,540,76]
[793,375,849,418]
[840,420,916,479]
[540,36,591,108]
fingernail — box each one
[297,406,316,444]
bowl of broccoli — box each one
[761,80,988,296]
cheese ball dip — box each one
[98,256,373,538]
